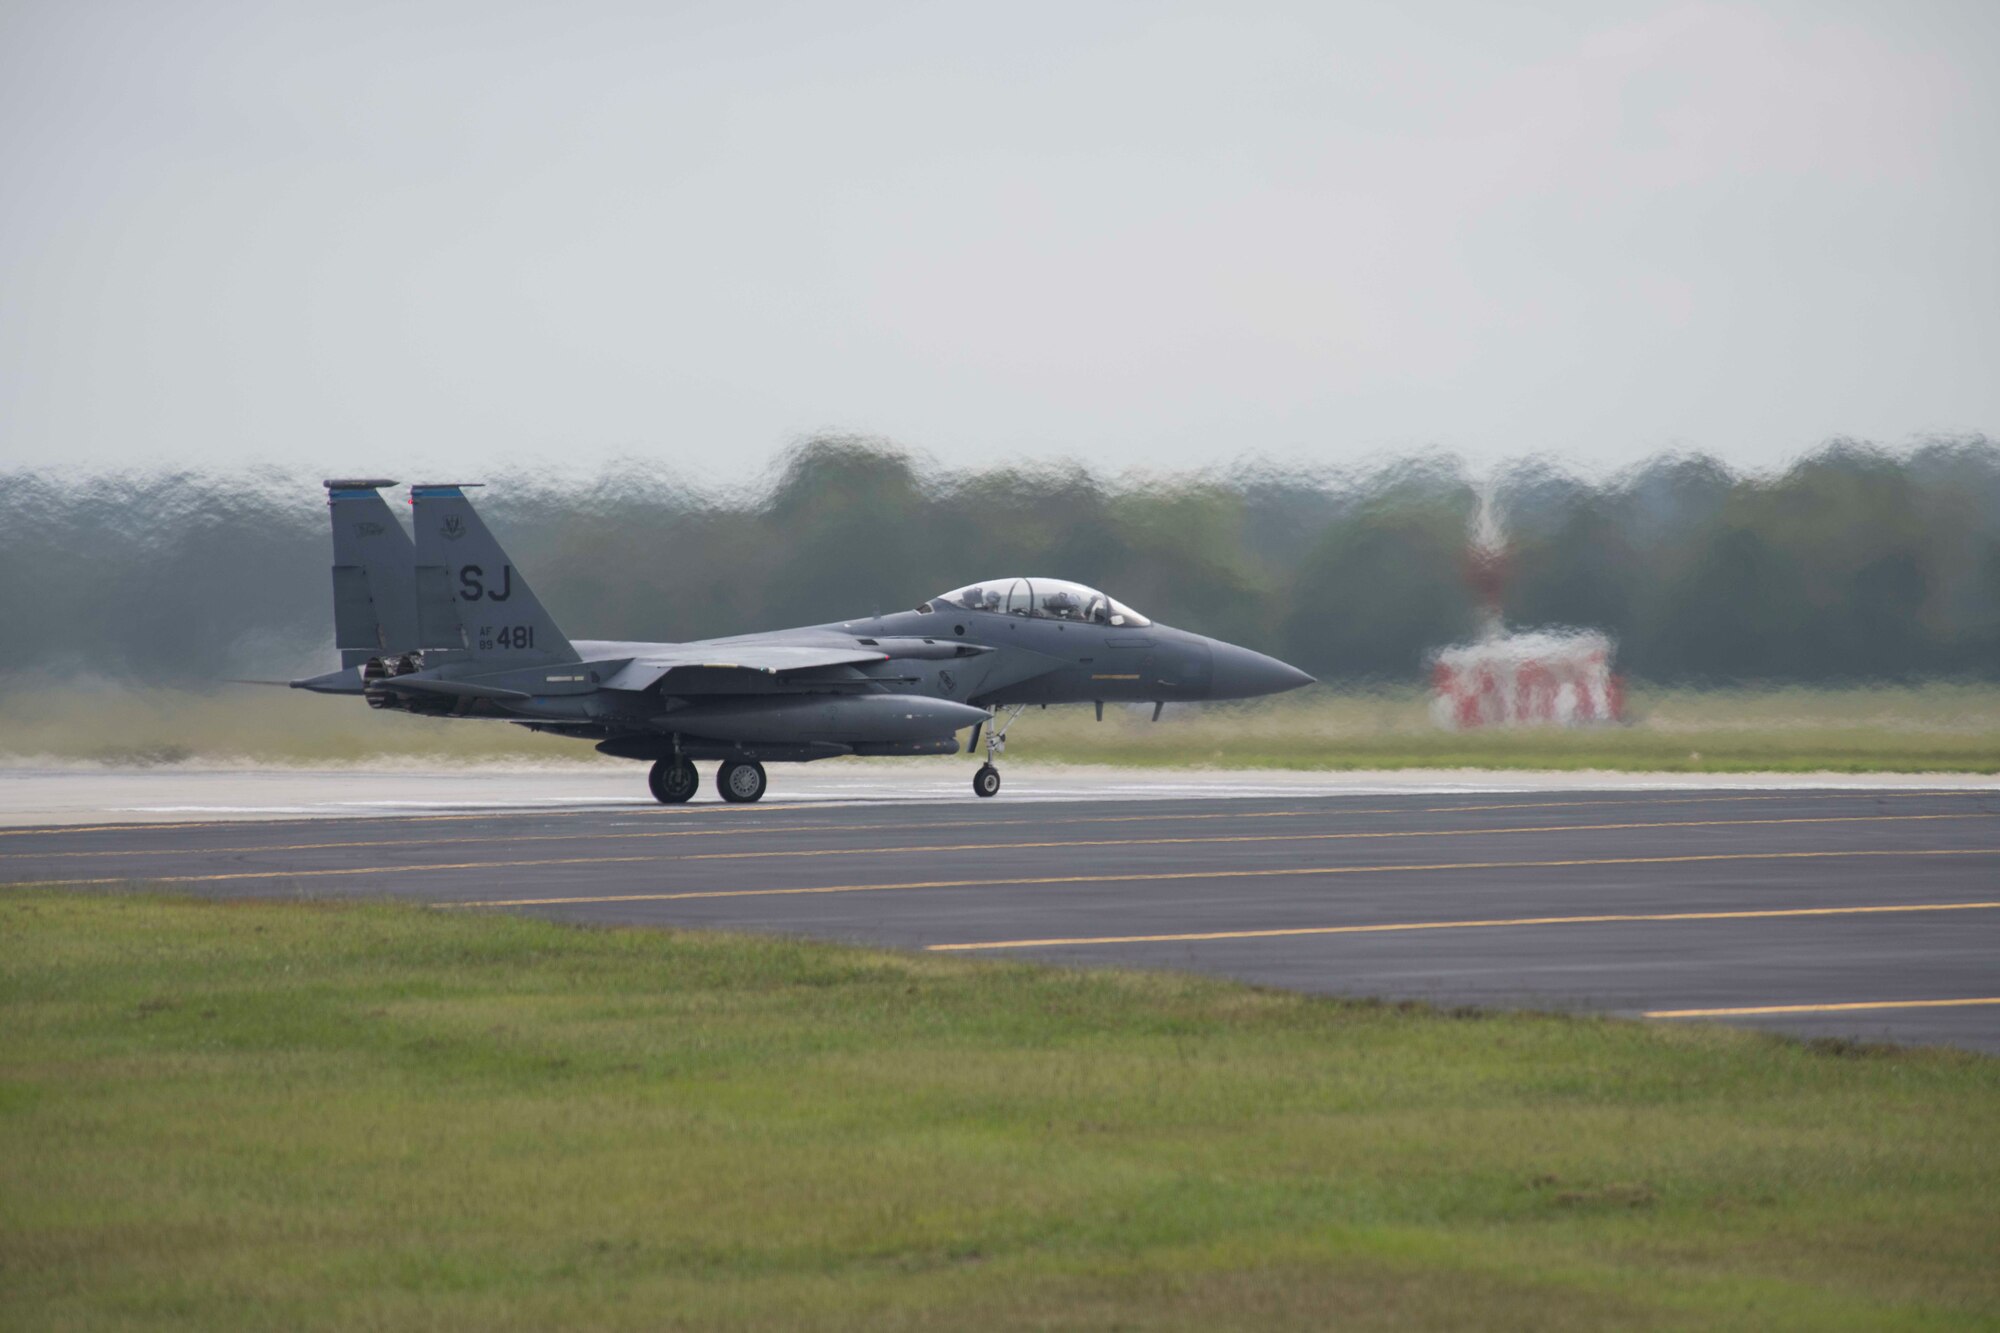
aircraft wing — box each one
[602,644,889,692]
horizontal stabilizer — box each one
[290,667,366,695]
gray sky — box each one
[3,0,1995,482]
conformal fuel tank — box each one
[657,694,989,744]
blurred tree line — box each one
[2,435,1995,687]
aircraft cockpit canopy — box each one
[924,578,1152,627]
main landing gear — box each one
[717,759,768,804]
[970,704,1025,798]
[646,756,767,804]
[647,756,699,804]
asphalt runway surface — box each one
[5,769,1998,1053]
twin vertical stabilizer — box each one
[320,480,577,672]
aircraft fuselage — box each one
[297,481,1313,801]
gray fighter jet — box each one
[294,480,1313,802]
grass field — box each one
[3,892,1997,1330]
[1029,682,2000,773]
[3,682,1998,772]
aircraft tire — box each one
[717,759,768,804]
[973,764,1001,798]
[648,757,699,804]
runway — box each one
[4,767,1998,1053]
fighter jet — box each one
[294,480,1314,802]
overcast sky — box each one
[3,0,1995,483]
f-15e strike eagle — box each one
[294,480,1314,802]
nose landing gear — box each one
[971,704,1025,798]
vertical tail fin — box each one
[325,479,419,668]
[411,484,578,666]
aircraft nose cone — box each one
[1208,643,1314,699]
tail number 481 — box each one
[480,626,536,650]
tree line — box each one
[2,435,1994,687]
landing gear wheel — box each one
[647,757,698,804]
[972,704,1022,799]
[717,759,768,804]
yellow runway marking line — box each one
[0,802,823,839]
[1072,791,1991,822]
[639,812,1998,861]
[925,901,2000,951]
[6,809,1987,865]
[0,803,1638,848]
[0,818,1017,860]
[445,847,2000,909]
[0,805,1462,857]
[2,785,1988,840]
[568,811,1996,865]
[1412,790,1994,815]
[654,812,1994,866]
[0,804,1544,844]
[1647,997,2000,1018]
[0,800,1448,839]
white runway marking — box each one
[1,761,1994,826]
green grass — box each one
[0,685,594,766]
[3,892,1997,1330]
[3,682,1999,773]
[1020,683,2000,773]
